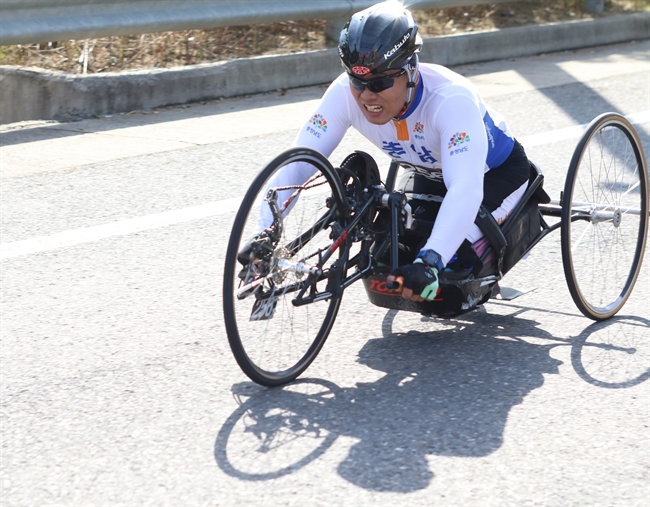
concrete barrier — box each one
[0,12,648,125]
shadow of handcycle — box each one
[214,312,648,491]
[569,315,649,389]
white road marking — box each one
[518,110,649,148]
[0,198,241,260]
[1,111,648,260]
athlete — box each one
[246,0,531,303]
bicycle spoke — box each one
[223,148,348,385]
[562,114,648,319]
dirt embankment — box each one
[0,0,645,74]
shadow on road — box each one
[215,309,562,491]
[570,315,650,389]
[214,311,649,491]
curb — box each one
[0,12,648,125]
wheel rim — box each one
[565,118,648,317]
[225,152,346,382]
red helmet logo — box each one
[352,66,371,76]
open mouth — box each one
[364,104,383,113]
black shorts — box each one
[394,140,530,264]
[397,139,530,213]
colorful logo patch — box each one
[351,66,371,76]
[309,114,328,132]
[413,122,424,134]
[448,132,470,149]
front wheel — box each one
[223,147,349,386]
[561,113,649,320]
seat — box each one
[474,160,550,277]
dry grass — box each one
[0,0,645,74]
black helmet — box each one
[338,1,422,77]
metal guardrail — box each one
[0,0,528,46]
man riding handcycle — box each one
[223,1,649,386]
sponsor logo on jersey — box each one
[484,122,495,148]
[448,132,471,156]
[351,66,371,76]
[309,114,328,132]
[383,32,411,60]
[448,131,470,149]
[381,141,406,158]
[410,144,436,164]
[413,122,425,140]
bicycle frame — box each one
[249,158,646,314]
[291,184,412,306]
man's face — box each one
[349,71,408,125]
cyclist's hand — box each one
[387,259,439,302]
[237,229,276,266]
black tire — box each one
[223,147,349,386]
[561,113,649,320]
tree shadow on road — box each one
[215,308,564,492]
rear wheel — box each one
[223,148,349,386]
[561,113,649,320]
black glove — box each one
[237,228,278,265]
[391,259,439,301]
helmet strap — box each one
[395,55,419,119]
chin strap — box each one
[394,55,419,119]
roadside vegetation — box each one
[0,0,646,74]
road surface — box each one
[1,40,648,506]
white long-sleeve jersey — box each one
[265,63,516,265]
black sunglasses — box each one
[348,69,407,93]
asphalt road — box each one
[1,40,649,506]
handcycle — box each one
[223,112,649,387]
